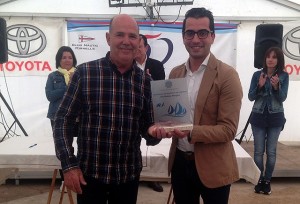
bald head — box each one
[109,14,139,33]
[106,14,140,72]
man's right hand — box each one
[63,168,87,194]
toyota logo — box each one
[282,26,300,61]
[7,24,47,58]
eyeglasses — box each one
[183,29,213,40]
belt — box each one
[176,148,195,160]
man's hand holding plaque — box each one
[148,123,190,139]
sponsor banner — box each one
[0,17,64,76]
[67,20,238,77]
[0,19,298,78]
[282,20,300,81]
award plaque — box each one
[151,78,193,132]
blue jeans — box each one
[251,125,282,181]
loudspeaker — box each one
[0,17,8,64]
[254,24,283,69]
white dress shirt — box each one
[177,54,210,152]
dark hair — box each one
[182,7,215,36]
[55,46,77,69]
[139,34,148,47]
[263,47,285,74]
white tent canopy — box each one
[0,0,299,20]
[0,0,300,142]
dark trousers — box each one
[171,148,231,204]
[77,176,140,204]
[50,119,64,180]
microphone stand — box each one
[0,91,28,143]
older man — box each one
[53,14,173,204]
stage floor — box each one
[1,177,300,204]
[1,141,300,204]
[0,137,260,185]
[240,141,300,177]
[5,140,300,181]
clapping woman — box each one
[248,47,289,195]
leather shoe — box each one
[147,181,163,192]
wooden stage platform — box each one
[240,141,300,177]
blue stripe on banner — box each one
[216,29,237,34]
[67,20,238,33]
[68,27,109,32]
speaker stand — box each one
[0,92,28,143]
[236,112,252,144]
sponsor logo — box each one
[72,35,98,50]
[146,34,173,65]
[6,24,47,58]
[283,26,300,61]
[0,60,51,72]
[283,26,300,79]
[78,35,95,43]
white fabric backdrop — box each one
[0,18,300,146]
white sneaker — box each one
[59,181,67,193]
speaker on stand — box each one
[0,17,8,64]
[237,24,283,144]
[254,24,283,69]
[0,18,28,142]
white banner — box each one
[1,19,299,144]
[282,20,300,81]
[0,17,64,76]
[0,17,64,144]
[67,20,238,78]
